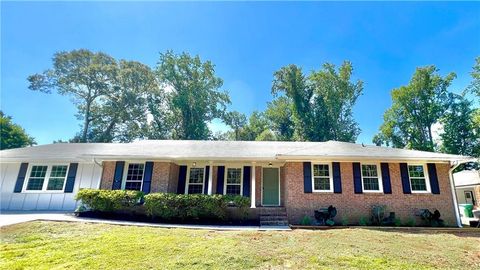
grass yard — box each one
[1,221,479,270]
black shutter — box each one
[112,161,125,190]
[64,163,78,193]
[142,162,154,194]
[400,163,411,194]
[332,162,342,193]
[216,166,225,194]
[353,162,362,194]
[203,166,210,194]
[427,163,440,194]
[303,162,312,193]
[380,163,392,194]
[243,166,251,197]
[177,165,187,194]
[13,163,29,193]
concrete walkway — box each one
[0,212,291,231]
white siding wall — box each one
[0,162,102,211]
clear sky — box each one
[2,1,479,145]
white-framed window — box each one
[361,163,383,192]
[186,167,205,194]
[311,163,333,192]
[123,163,145,191]
[224,167,243,195]
[407,164,430,193]
[24,164,69,192]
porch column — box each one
[207,161,213,195]
[251,162,256,208]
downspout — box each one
[448,161,463,228]
[93,157,104,190]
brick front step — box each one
[259,207,288,227]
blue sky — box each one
[2,1,479,145]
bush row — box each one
[75,189,250,221]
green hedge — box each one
[75,189,251,221]
[144,193,250,221]
[75,189,144,212]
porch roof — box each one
[0,140,471,163]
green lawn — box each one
[1,221,479,270]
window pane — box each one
[125,181,142,191]
[226,185,241,195]
[188,184,203,194]
[314,177,330,190]
[313,164,329,177]
[408,165,425,178]
[46,165,68,191]
[189,168,204,184]
[363,177,379,190]
[361,165,378,177]
[411,178,427,191]
[26,166,48,190]
[50,165,68,178]
[126,164,144,181]
[226,168,241,184]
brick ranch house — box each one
[0,140,471,226]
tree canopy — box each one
[373,66,456,151]
[0,111,36,150]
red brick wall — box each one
[99,161,116,189]
[284,162,457,226]
[151,162,172,193]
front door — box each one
[262,168,280,206]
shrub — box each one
[405,217,416,227]
[144,193,250,221]
[75,189,144,212]
[341,215,349,226]
[300,215,313,226]
[394,218,402,227]
[359,216,369,226]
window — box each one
[187,167,204,194]
[312,164,332,192]
[26,165,48,190]
[47,165,68,190]
[408,165,429,192]
[124,163,144,191]
[25,164,69,192]
[225,168,242,195]
[361,164,382,192]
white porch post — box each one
[207,162,213,195]
[251,162,256,208]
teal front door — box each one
[262,168,280,206]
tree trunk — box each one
[82,99,92,143]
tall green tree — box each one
[156,51,230,140]
[88,61,159,142]
[0,111,36,150]
[271,61,363,142]
[468,56,480,98]
[265,96,294,141]
[272,64,313,140]
[309,61,363,142]
[224,111,247,140]
[373,66,456,151]
[440,94,479,156]
[28,49,117,142]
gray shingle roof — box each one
[0,140,471,162]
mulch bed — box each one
[76,211,259,226]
